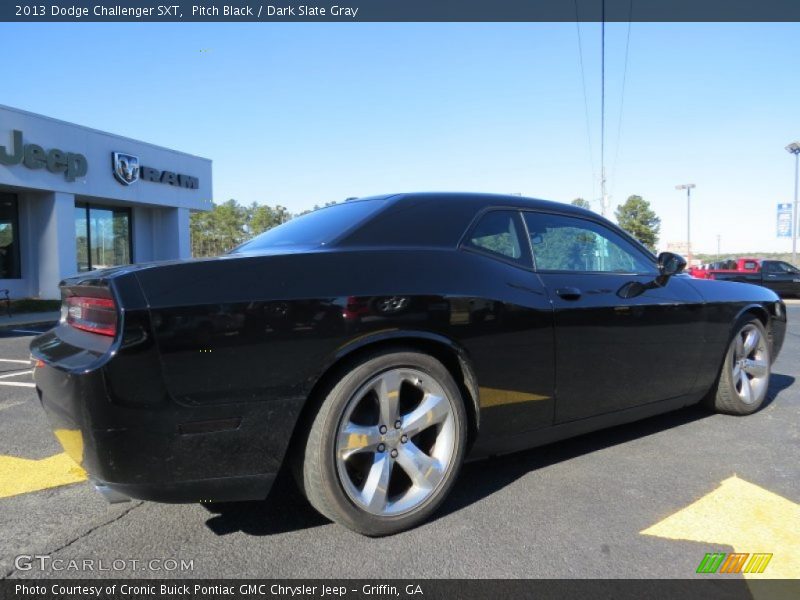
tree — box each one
[615,195,661,252]
[191,200,308,257]
[190,199,349,258]
[571,197,592,210]
[247,202,291,236]
[192,199,263,257]
[297,200,339,217]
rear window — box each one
[232,198,390,252]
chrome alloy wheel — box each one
[335,368,457,517]
[730,322,770,405]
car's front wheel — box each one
[710,318,771,415]
[299,349,467,536]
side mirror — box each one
[657,252,687,276]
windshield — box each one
[231,197,390,253]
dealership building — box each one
[0,105,212,299]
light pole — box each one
[676,183,696,265]
[786,142,800,266]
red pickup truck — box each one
[689,257,800,297]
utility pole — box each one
[601,168,608,217]
[676,184,696,265]
[786,142,800,266]
[716,234,721,262]
[600,2,606,217]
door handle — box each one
[556,287,582,300]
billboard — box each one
[777,203,793,238]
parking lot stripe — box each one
[641,476,800,580]
[0,370,32,379]
[0,381,35,388]
[0,453,87,499]
[0,358,31,364]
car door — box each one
[763,261,800,296]
[521,210,706,423]
[459,209,557,438]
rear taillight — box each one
[65,296,118,336]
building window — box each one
[75,202,132,272]
[0,193,21,279]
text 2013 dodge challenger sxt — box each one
[31,193,786,535]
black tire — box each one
[298,349,467,536]
[710,318,771,415]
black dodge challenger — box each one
[31,193,786,535]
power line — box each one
[600,0,607,216]
[610,0,633,198]
[573,1,596,202]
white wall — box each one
[0,105,212,211]
[30,192,78,299]
[133,205,191,264]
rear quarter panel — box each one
[135,249,556,447]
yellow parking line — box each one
[0,453,87,499]
[641,476,800,583]
[0,429,88,499]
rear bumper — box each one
[32,347,294,504]
[92,474,277,504]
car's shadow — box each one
[761,371,792,410]
[202,372,795,537]
[203,473,329,536]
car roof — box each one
[383,191,592,213]
[337,191,599,248]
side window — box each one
[522,212,655,274]
[769,261,799,274]
[464,210,529,266]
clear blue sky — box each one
[4,22,800,253]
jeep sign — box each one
[0,130,88,182]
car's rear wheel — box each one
[299,349,467,536]
[711,318,771,415]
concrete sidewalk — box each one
[0,311,60,331]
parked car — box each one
[688,257,762,278]
[31,193,786,536]
[690,257,800,297]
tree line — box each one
[191,195,662,258]
[190,199,334,257]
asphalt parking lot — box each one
[1,304,799,582]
